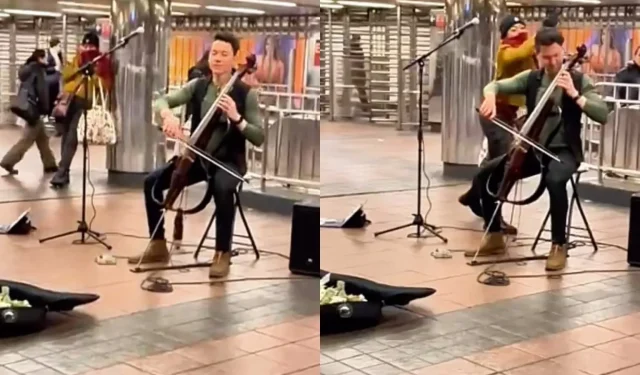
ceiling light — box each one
[172,11,186,15]
[398,0,443,6]
[172,2,202,7]
[205,5,265,14]
[0,12,9,17]
[320,0,332,3]
[506,2,521,5]
[3,9,62,17]
[62,8,110,16]
[231,0,297,6]
[553,0,599,3]
[337,1,396,8]
[57,1,110,9]
[321,3,343,7]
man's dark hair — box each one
[49,37,61,48]
[213,32,240,55]
[534,28,565,52]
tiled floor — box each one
[320,121,636,375]
[0,125,319,374]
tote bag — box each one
[77,79,116,145]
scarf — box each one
[501,32,528,48]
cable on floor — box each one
[81,152,300,291]
[420,136,433,224]
[92,231,299,292]
[473,237,631,286]
[140,275,313,292]
[87,146,97,232]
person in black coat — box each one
[184,50,212,122]
[614,46,640,102]
[0,49,58,175]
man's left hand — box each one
[219,95,241,123]
[557,71,579,98]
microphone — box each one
[454,17,480,35]
[119,26,144,44]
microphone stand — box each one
[39,34,138,249]
[374,25,470,242]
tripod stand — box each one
[39,64,111,249]
[375,19,478,242]
[40,28,143,249]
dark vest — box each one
[525,69,584,162]
[190,77,250,175]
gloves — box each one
[542,12,560,28]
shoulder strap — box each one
[193,77,210,103]
[525,70,542,115]
[189,77,211,132]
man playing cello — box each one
[459,14,558,234]
[474,28,608,271]
[127,32,264,278]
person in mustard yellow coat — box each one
[50,31,111,188]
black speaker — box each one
[628,193,640,266]
[289,199,320,277]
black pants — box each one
[477,148,578,244]
[144,159,240,252]
[56,97,84,171]
[462,116,515,217]
[479,115,514,163]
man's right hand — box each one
[479,95,497,119]
[161,113,183,139]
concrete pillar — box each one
[441,0,504,177]
[107,0,169,185]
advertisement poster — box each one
[305,32,320,88]
[584,27,631,74]
[252,34,296,86]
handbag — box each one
[77,79,116,145]
[52,79,82,120]
[10,74,40,126]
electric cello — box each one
[484,44,587,207]
[469,45,587,266]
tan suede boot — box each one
[465,233,507,257]
[127,239,170,264]
[545,244,568,271]
[209,251,231,278]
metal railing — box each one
[582,81,640,183]
[247,102,320,192]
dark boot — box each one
[0,163,18,175]
[501,220,518,235]
[44,166,58,174]
[50,169,70,188]
[458,188,483,218]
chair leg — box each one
[570,178,598,252]
[566,177,578,242]
[194,209,217,261]
[532,210,551,252]
[236,193,260,260]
